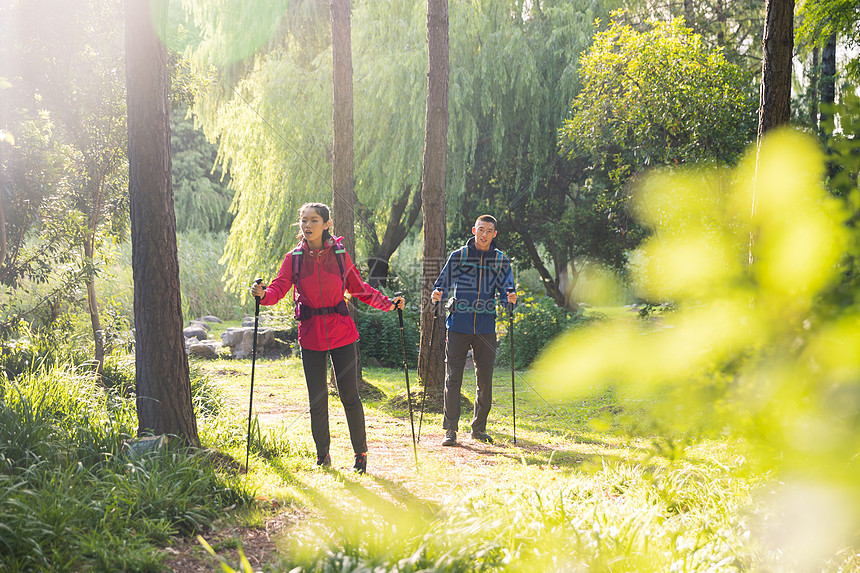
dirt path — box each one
[162,359,624,571]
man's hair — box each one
[475,214,497,228]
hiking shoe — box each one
[316,454,331,467]
[472,431,494,444]
[353,453,367,474]
[441,430,457,447]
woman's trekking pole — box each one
[245,278,263,473]
[506,287,517,445]
[394,292,419,469]
[417,299,440,443]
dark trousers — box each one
[301,342,367,457]
[442,330,497,434]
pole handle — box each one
[505,287,515,316]
[394,291,404,328]
[253,278,263,313]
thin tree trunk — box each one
[512,218,569,309]
[757,0,795,137]
[359,184,421,287]
[83,240,105,380]
[126,0,199,446]
[417,0,448,397]
[809,45,819,130]
[684,0,695,31]
[820,32,836,130]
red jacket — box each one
[260,236,393,351]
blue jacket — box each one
[433,237,515,334]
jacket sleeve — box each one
[342,252,393,311]
[260,252,295,306]
[432,251,458,296]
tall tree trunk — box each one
[125,0,199,446]
[331,0,355,260]
[417,0,448,397]
[331,0,366,387]
[684,0,695,31]
[820,32,837,130]
[716,0,725,46]
[757,0,794,138]
[809,45,820,130]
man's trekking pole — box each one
[394,292,419,468]
[245,278,263,473]
[506,287,517,445]
[417,299,440,443]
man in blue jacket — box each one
[431,214,517,446]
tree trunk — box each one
[684,0,695,31]
[330,0,367,388]
[809,45,819,130]
[359,184,421,287]
[83,240,105,381]
[331,0,356,259]
[820,32,836,130]
[417,0,448,397]
[125,0,199,446]
[716,0,725,46]
[757,0,794,138]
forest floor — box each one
[161,355,640,571]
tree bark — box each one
[809,45,819,130]
[125,0,199,446]
[331,0,356,259]
[820,32,836,130]
[417,0,448,395]
[684,0,695,31]
[757,0,795,137]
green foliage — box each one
[538,129,860,562]
[496,295,595,370]
[0,365,251,570]
[171,104,234,233]
[797,0,860,80]
[354,304,418,369]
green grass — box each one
[0,363,253,571]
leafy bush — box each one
[0,366,251,570]
[496,295,596,370]
[355,304,418,368]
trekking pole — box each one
[417,299,440,443]
[506,287,517,445]
[245,278,263,473]
[394,292,419,469]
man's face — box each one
[472,220,498,251]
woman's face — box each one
[300,207,330,244]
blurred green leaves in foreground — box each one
[538,129,860,565]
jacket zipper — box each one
[474,249,483,333]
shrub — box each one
[496,295,596,370]
[355,304,418,368]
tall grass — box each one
[0,364,252,570]
[275,453,757,572]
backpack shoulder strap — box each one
[332,238,347,287]
[290,244,305,286]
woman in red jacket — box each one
[251,202,404,474]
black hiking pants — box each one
[442,330,497,434]
[301,342,367,458]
